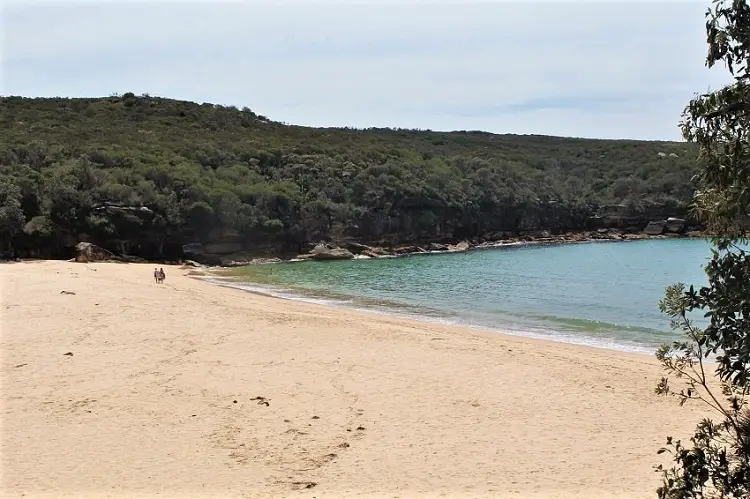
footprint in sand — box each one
[250,396,270,406]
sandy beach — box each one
[1,260,708,499]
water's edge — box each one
[196,271,659,356]
[219,235,710,268]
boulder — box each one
[363,246,391,256]
[74,242,114,263]
[427,242,449,252]
[393,246,423,255]
[361,249,389,258]
[643,221,666,235]
[664,217,687,234]
[447,241,471,252]
[221,257,282,267]
[191,254,223,266]
[306,243,355,260]
[309,243,335,255]
[309,248,355,261]
[343,242,372,254]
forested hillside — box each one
[0,94,699,260]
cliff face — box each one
[0,95,701,261]
[589,202,692,231]
[173,203,695,265]
[7,193,695,264]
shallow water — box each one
[226,239,715,353]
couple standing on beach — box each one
[153,267,166,284]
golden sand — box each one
[1,261,708,498]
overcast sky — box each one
[1,0,732,140]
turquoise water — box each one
[225,239,715,353]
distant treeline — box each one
[0,94,699,259]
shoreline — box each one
[5,237,696,356]
[4,229,707,268]
[204,237,697,356]
[1,260,709,498]
[202,272,664,356]
[217,230,706,267]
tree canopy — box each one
[1,93,699,259]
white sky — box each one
[1,0,732,139]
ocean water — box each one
[223,239,715,354]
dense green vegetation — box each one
[0,93,699,259]
[654,1,750,497]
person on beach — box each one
[158,268,166,283]
[153,268,160,283]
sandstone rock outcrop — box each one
[308,244,355,261]
[643,221,667,236]
[74,242,114,263]
[665,218,687,234]
[447,241,471,252]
